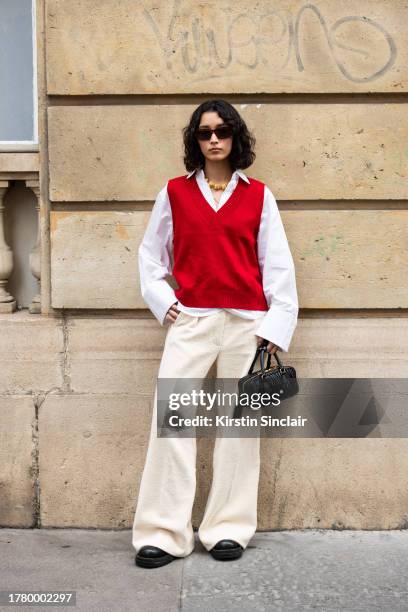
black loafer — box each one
[135,545,179,568]
[209,539,244,561]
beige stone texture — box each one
[37,0,52,315]
[292,318,408,378]
[50,211,148,308]
[39,394,148,527]
[0,312,64,394]
[66,317,164,394]
[0,397,35,526]
[258,438,408,530]
[47,104,408,201]
[46,0,405,94]
[291,210,408,309]
[0,153,39,173]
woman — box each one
[132,99,298,568]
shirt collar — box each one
[186,167,250,184]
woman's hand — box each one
[164,302,180,324]
[255,335,280,355]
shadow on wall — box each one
[4,181,38,309]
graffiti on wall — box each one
[144,1,397,83]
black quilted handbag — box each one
[234,344,298,418]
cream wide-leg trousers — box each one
[132,309,265,557]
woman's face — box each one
[196,111,233,164]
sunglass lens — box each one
[196,126,233,140]
[196,130,212,140]
[215,127,233,139]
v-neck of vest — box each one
[190,174,246,219]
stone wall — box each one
[1,0,407,528]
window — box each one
[0,0,38,150]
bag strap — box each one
[248,344,286,375]
[248,348,262,374]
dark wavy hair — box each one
[182,99,256,172]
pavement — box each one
[1,529,407,611]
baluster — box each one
[26,181,41,313]
[0,182,16,313]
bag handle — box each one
[248,343,286,375]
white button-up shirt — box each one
[138,167,299,352]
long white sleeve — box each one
[138,184,177,325]
[254,186,299,352]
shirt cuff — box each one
[254,307,298,353]
[142,280,178,326]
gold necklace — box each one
[205,176,229,190]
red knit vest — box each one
[167,173,268,310]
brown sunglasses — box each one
[195,126,233,141]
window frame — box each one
[0,0,38,152]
